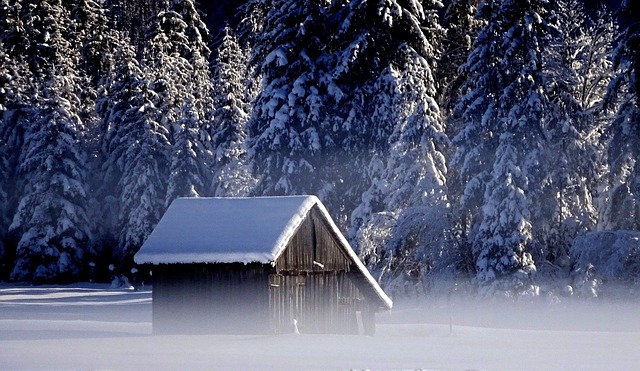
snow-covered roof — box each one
[134,196,392,309]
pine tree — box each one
[10,77,92,282]
[70,0,121,86]
[245,0,336,197]
[329,0,445,170]
[8,0,91,282]
[166,99,207,202]
[169,0,213,115]
[345,0,449,293]
[143,8,191,128]
[0,1,32,276]
[242,0,447,224]
[95,39,170,267]
[453,0,556,292]
[210,26,256,196]
[540,1,616,270]
[377,94,449,293]
[573,6,618,115]
[69,1,125,257]
[600,1,640,230]
[115,0,169,52]
[143,0,213,207]
[332,0,448,231]
[114,73,170,266]
[438,0,482,116]
[94,41,139,261]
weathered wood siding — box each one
[268,271,375,334]
[270,206,376,335]
[276,206,352,273]
[152,263,270,334]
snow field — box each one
[1,285,640,370]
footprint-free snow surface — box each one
[1,284,640,370]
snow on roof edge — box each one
[270,195,319,261]
[135,252,275,265]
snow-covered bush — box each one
[571,231,640,296]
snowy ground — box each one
[1,284,640,370]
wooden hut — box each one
[134,196,392,335]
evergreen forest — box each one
[1,0,639,298]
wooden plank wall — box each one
[268,271,377,335]
[152,263,271,334]
[271,206,377,334]
[276,206,352,273]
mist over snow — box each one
[1,284,640,370]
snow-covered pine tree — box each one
[599,1,640,230]
[95,35,171,268]
[113,71,170,266]
[166,98,208,203]
[375,92,449,295]
[143,0,213,207]
[114,0,169,53]
[143,7,191,128]
[8,0,92,282]
[10,78,93,282]
[438,0,482,116]
[350,155,389,268]
[244,0,336,197]
[349,65,407,257]
[94,40,140,262]
[169,0,210,58]
[169,0,213,114]
[69,0,122,87]
[345,0,450,294]
[453,0,556,293]
[169,0,214,204]
[210,26,256,196]
[450,1,502,257]
[539,1,616,271]
[329,0,446,211]
[572,5,618,116]
[0,1,32,276]
[69,1,125,253]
